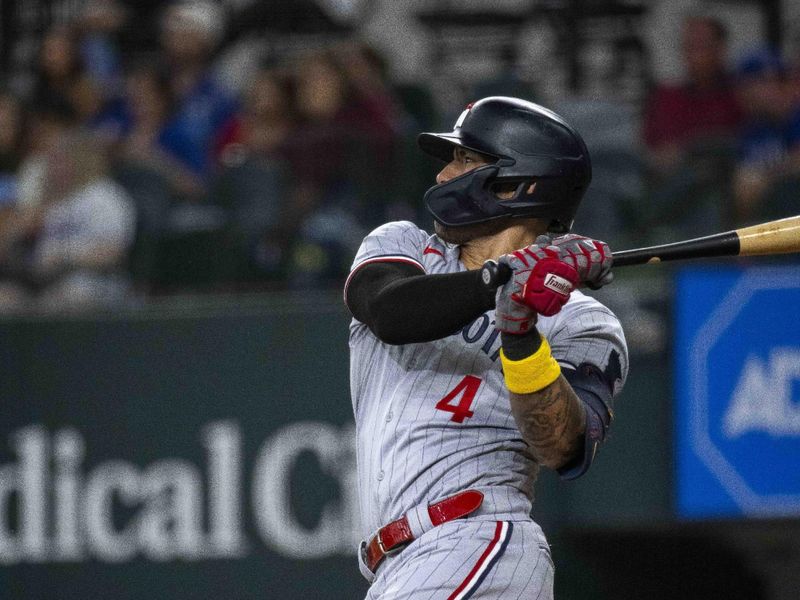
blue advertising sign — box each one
[675,266,800,519]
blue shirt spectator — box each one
[733,48,800,221]
[738,106,800,168]
[166,75,238,179]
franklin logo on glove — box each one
[543,273,573,296]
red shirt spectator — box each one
[643,15,743,175]
[643,78,742,149]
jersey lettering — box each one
[459,314,501,362]
[462,314,490,343]
[436,375,481,423]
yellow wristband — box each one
[499,337,561,394]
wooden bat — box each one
[491,215,800,287]
[612,215,800,267]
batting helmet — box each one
[418,96,591,233]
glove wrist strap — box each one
[500,337,561,394]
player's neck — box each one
[459,224,543,270]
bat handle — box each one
[496,262,512,285]
[611,230,741,267]
[611,248,658,267]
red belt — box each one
[365,490,484,573]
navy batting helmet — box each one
[418,96,591,233]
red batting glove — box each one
[494,253,538,334]
[497,244,579,324]
[520,253,579,316]
[546,234,614,290]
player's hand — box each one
[546,234,614,290]
[494,243,579,333]
[494,255,537,334]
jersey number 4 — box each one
[435,375,481,423]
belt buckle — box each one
[376,530,402,556]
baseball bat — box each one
[612,215,800,267]
[492,215,800,286]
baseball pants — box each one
[362,519,554,600]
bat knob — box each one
[480,260,512,290]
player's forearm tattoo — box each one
[509,375,587,469]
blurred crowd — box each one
[641,14,800,241]
[0,0,433,311]
[0,2,798,312]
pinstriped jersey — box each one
[346,221,628,540]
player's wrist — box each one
[499,333,561,394]
[500,329,542,359]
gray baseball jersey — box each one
[346,221,628,597]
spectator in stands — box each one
[285,50,357,194]
[733,48,800,223]
[333,41,420,224]
[158,0,238,187]
[69,70,115,129]
[30,22,122,135]
[285,48,402,213]
[0,130,136,312]
[71,0,129,137]
[116,62,205,199]
[640,14,743,237]
[212,68,296,282]
[278,49,381,286]
[332,41,401,166]
[30,25,84,112]
[643,14,742,178]
[215,67,296,165]
[0,92,26,303]
[0,91,24,207]
[75,0,127,95]
[789,43,800,106]
[14,98,78,212]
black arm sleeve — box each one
[345,261,496,344]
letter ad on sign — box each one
[675,266,800,519]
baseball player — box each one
[345,97,628,599]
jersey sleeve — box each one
[344,221,429,297]
[548,300,628,397]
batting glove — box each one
[494,255,537,334]
[547,234,614,290]
[494,243,579,334]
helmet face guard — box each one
[424,165,509,227]
[418,97,591,233]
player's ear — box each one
[490,179,539,201]
[490,181,525,200]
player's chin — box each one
[434,218,512,245]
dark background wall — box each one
[1,289,793,599]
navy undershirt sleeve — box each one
[557,364,615,479]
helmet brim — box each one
[417,132,461,163]
[417,132,498,164]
